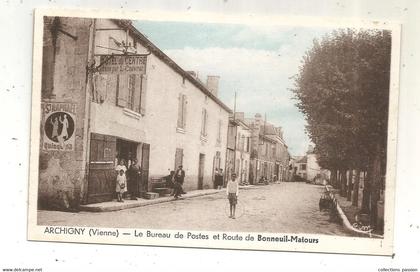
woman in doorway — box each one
[127,159,141,200]
[115,159,127,174]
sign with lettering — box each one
[42,102,76,151]
[97,55,147,74]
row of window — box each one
[177,93,223,143]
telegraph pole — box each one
[233,92,237,176]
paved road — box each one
[38,182,351,236]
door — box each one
[198,153,205,190]
[140,143,150,193]
[87,133,116,204]
[174,148,183,170]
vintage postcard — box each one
[28,8,400,255]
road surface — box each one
[38,182,350,236]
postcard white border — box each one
[28,8,401,256]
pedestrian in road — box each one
[116,169,127,202]
[215,168,224,190]
[175,165,186,194]
[226,173,239,219]
[127,159,141,200]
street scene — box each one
[38,182,350,236]
[33,15,393,242]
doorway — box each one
[198,153,205,190]
[116,138,138,166]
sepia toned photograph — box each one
[27,9,400,255]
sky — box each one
[134,20,335,156]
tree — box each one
[292,28,391,231]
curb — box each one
[79,185,257,212]
[80,190,223,212]
[324,185,384,239]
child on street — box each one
[226,173,239,219]
[116,169,127,202]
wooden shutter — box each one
[134,74,141,113]
[217,120,222,142]
[204,110,208,136]
[88,133,117,204]
[140,74,147,115]
[116,74,128,107]
[201,109,205,135]
[177,93,183,128]
[141,143,150,192]
[182,95,187,128]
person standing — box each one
[226,173,239,219]
[115,159,127,174]
[127,159,141,200]
[215,168,224,190]
[175,165,186,194]
[59,114,69,140]
[50,117,59,140]
[165,170,176,196]
[116,169,127,202]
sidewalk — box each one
[80,185,256,212]
[326,185,383,238]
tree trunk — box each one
[360,170,370,214]
[338,170,342,195]
[347,170,353,201]
[352,169,361,207]
[340,169,347,197]
[331,168,337,188]
[370,145,382,229]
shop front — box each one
[87,133,149,204]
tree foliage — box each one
[292,28,391,171]
[292,28,391,230]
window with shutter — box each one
[201,109,208,137]
[177,94,188,130]
[177,93,183,128]
[133,74,141,113]
[217,119,222,143]
[127,74,136,110]
[116,74,128,107]
[182,94,187,129]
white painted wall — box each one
[90,19,230,191]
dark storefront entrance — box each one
[87,133,149,204]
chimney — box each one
[206,75,220,97]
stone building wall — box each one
[38,17,92,210]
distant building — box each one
[292,156,307,180]
[226,112,252,185]
[245,113,290,184]
[291,145,329,183]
